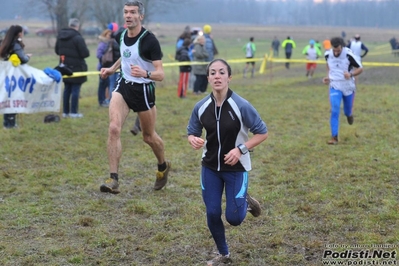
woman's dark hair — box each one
[206,58,232,77]
[330,37,345,48]
[179,31,191,40]
[0,25,24,59]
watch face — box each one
[239,144,248,154]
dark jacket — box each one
[175,46,191,72]
[55,28,90,84]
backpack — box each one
[175,49,181,61]
[101,41,114,67]
[44,114,60,123]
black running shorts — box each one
[114,78,156,112]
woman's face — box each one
[207,61,232,92]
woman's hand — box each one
[224,148,241,166]
[188,135,205,150]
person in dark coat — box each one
[55,18,90,118]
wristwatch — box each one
[237,144,249,155]
[146,71,152,79]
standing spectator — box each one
[315,40,322,52]
[389,37,399,56]
[192,35,209,95]
[175,38,192,98]
[99,0,170,193]
[105,23,121,104]
[243,37,256,78]
[55,18,90,118]
[202,24,218,62]
[0,25,31,128]
[96,28,121,107]
[187,59,268,265]
[271,36,280,57]
[323,38,331,51]
[281,36,296,69]
[302,39,321,79]
[348,34,368,61]
[96,29,112,107]
[323,37,363,145]
[176,28,191,50]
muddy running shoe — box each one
[246,194,261,217]
[154,161,171,190]
[100,178,120,194]
[347,115,354,125]
[327,136,338,145]
[130,125,141,136]
[207,253,232,266]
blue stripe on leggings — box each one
[235,172,248,198]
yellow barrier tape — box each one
[61,56,399,78]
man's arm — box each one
[100,57,121,79]
[361,43,369,58]
[148,60,164,82]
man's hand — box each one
[100,67,113,79]
[130,64,145,77]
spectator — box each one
[96,29,112,107]
[175,38,192,98]
[187,58,268,265]
[323,37,363,145]
[96,28,121,107]
[323,38,331,51]
[348,34,368,61]
[105,23,121,104]
[0,25,32,128]
[55,18,90,118]
[243,36,256,78]
[192,35,209,95]
[281,36,296,69]
[202,24,218,62]
[302,39,321,79]
[389,37,399,56]
[315,40,322,52]
[176,28,191,50]
[271,36,280,57]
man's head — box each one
[309,39,315,47]
[124,1,145,29]
[330,37,345,57]
[125,0,145,15]
[68,18,80,30]
[250,37,254,42]
[354,34,360,41]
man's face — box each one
[124,5,143,29]
[333,45,342,57]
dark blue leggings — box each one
[201,166,248,255]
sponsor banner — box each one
[0,61,62,114]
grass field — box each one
[1,22,399,265]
